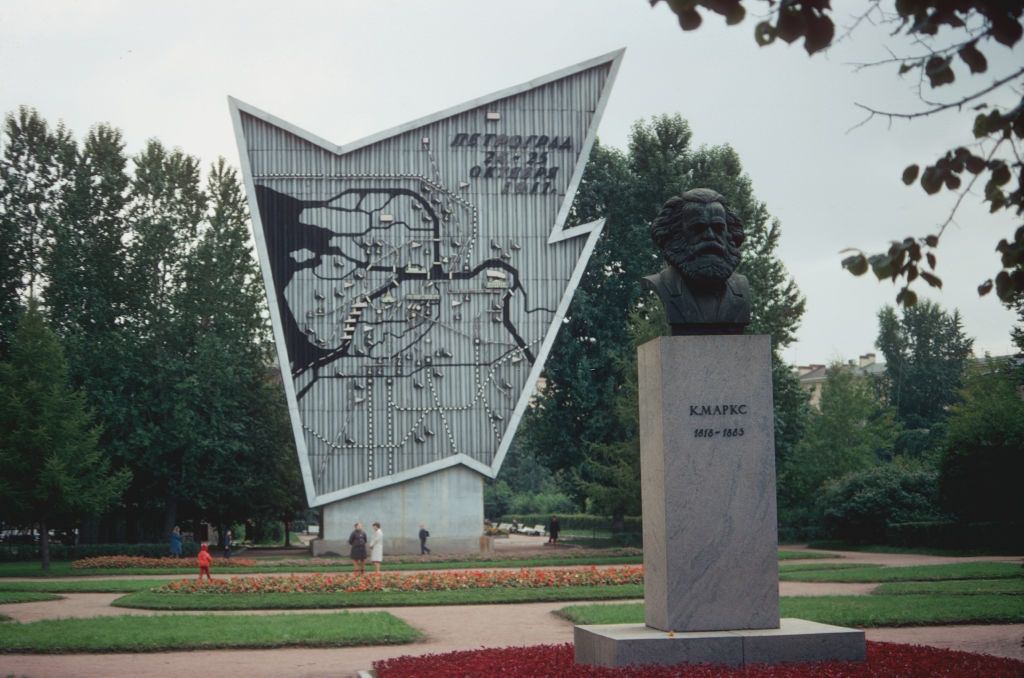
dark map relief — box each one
[255,180,556,490]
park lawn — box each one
[0,579,172,593]
[557,594,1024,627]
[114,583,644,610]
[874,579,1024,595]
[777,562,871,573]
[779,561,1023,582]
[807,541,1023,557]
[0,552,826,578]
[0,591,61,604]
[777,550,833,560]
[0,610,420,653]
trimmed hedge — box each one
[885,521,1024,552]
[498,514,642,533]
[0,542,200,562]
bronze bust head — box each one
[641,188,751,335]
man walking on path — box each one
[419,524,431,555]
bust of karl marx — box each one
[641,188,751,336]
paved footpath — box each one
[0,547,1021,677]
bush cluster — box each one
[819,465,944,544]
[498,514,642,533]
[0,541,200,562]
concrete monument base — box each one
[313,465,484,556]
[574,618,866,668]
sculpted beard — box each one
[664,231,741,286]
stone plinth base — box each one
[575,619,865,668]
[317,465,484,556]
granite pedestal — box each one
[574,335,865,668]
[313,465,484,556]
[575,619,866,668]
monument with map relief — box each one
[230,51,623,554]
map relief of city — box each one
[233,51,622,503]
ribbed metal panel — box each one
[237,60,616,499]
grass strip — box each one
[777,550,833,560]
[807,541,1023,557]
[874,579,1024,595]
[0,591,61,604]
[0,579,171,593]
[0,611,420,653]
[114,583,644,610]
[557,594,1024,627]
[780,561,1022,582]
[777,562,871,573]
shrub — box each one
[0,541,200,562]
[819,464,944,544]
[939,361,1024,523]
[886,521,1024,552]
[499,514,642,533]
[73,555,256,569]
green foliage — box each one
[938,359,1024,523]
[876,301,974,432]
[0,107,303,541]
[0,303,130,568]
[779,365,901,527]
[0,108,71,353]
[498,513,643,533]
[885,521,1024,553]
[818,464,945,544]
[0,541,199,562]
[522,114,806,514]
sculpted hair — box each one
[650,189,745,251]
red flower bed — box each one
[374,642,1024,677]
[155,566,643,594]
[72,555,257,569]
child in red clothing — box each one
[197,543,213,581]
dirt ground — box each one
[0,545,1020,678]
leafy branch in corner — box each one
[650,0,1024,304]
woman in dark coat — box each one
[348,522,368,574]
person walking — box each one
[169,526,183,557]
[197,543,213,581]
[348,522,368,574]
[418,524,431,555]
[548,515,561,545]
[223,528,233,559]
[369,522,384,577]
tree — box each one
[574,306,665,520]
[0,302,129,569]
[875,301,974,433]
[938,358,1024,524]
[778,365,901,528]
[0,108,70,354]
[521,114,807,513]
[651,0,1024,304]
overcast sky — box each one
[2,1,1020,364]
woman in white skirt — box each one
[369,522,384,576]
